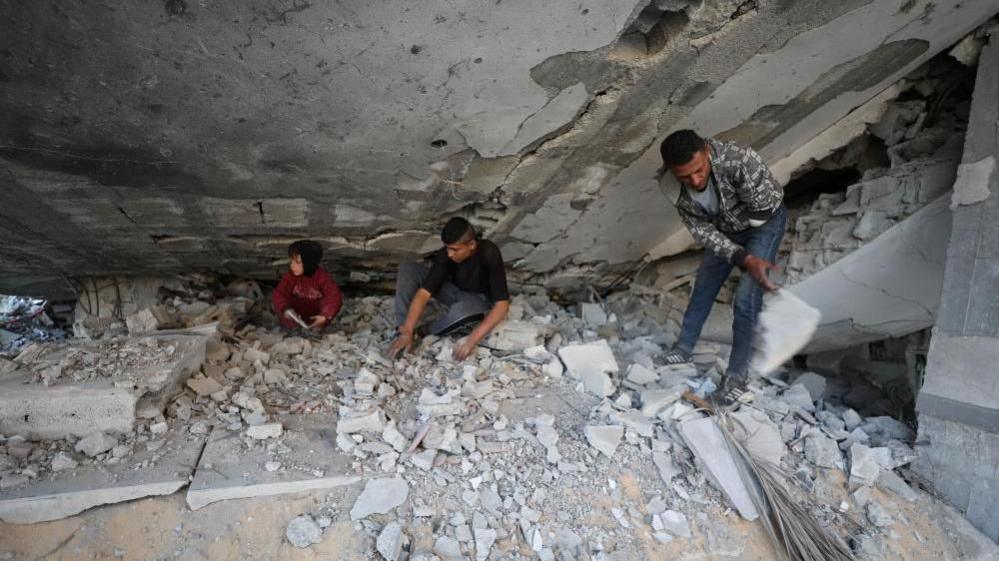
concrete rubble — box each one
[0,273,996,558]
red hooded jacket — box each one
[272,266,343,329]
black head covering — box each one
[288,240,323,276]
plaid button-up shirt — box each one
[671,138,784,266]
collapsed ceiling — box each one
[1,0,997,298]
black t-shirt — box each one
[421,239,510,303]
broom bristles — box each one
[715,409,857,561]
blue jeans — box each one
[674,206,787,379]
[394,262,491,335]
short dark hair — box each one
[441,217,476,244]
[288,239,323,276]
[660,129,707,167]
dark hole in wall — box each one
[782,167,861,209]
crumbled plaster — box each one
[950,156,995,209]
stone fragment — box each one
[354,368,380,394]
[849,444,891,486]
[286,515,323,548]
[609,410,654,437]
[150,421,169,434]
[558,340,618,397]
[781,384,815,412]
[263,368,289,386]
[350,478,409,520]
[804,434,840,468]
[125,309,160,335]
[792,372,827,400]
[866,502,893,528]
[51,452,78,472]
[584,425,623,458]
[434,536,463,561]
[661,510,692,538]
[580,302,608,325]
[337,407,386,434]
[730,409,785,466]
[841,409,862,431]
[416,389,465,417]
[205,339,231,363]
[640,387,684,417]
[186,376,224,397]
[410,449,436,470]
[474,528,496,561]
[242,347,270,365]
[876,470,918,502]
[859,416,915,443]
[646,496,668,515]
[680,417,758,520]
[626,363,659,385]
[74,432,116,458]
[269,337,304,356]
[246,422,283,440]
[382,420,407,453]
[484,321,547,352]
[377,521,404,561]
[652,451,678,483]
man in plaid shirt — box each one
[658,130,786,404]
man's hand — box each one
[388,327,415,359]
[452,337,478,361]
[309,315,328,330]
[743,255,779,291]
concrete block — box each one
[558,340,618,397]
[350,477,409,520]
[0,384,137,440]
[0,431,204,524]
[679,417,758,521]
[484,321,549,352]
[584,425,623,458]
[186,418,360,510]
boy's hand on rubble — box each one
[452,338,477,361]
[388,328,414,359]
[743,255,779,291]
[309,315,328,330]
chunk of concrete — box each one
[337,407,386,434]
[0,384,137,440]
[246,422,283,440]
[729,409,785,466]
[579,303,608,326]
[1,431,204,524]
[626,363,659,385]
[609,410,654,437]
[640,386,685,417]
[186,421,359,510]
[125,308,161,335]
[74,432,116,458]
[558,340,618,397]
[792,372,827,401]
[849,444,891,487]
[377,521,404,560]
[187,376,224,397]
[585,425,623,458]
[876,470,918,502]
[661,510,692,539]
[286,515,323,548]
[804,434,841,468]
[484,321,549,352]
[350,478,409,520]
[679,417,759,521]
[474,528,497,561]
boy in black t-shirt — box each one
[389,217,510,361]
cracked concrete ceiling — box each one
[1,0,997,298]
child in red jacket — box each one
[272,240,343,330]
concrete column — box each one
[915,29,999,541]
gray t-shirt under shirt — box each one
[686,175,720,216]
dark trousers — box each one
[394,262,490,335]
[674,206,787,379]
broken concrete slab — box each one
[350,477,409,520]
[74,432,117,458]
[584,425,623,458]
[186,417,361,510]
[377,521,404,560]
[625,363,659,386]
[286,515,323,548]
[729,409,785,466]
[849,443,891,487]
[804,433,841,469]
[0,431,205,524]
[558,340,618,397]
[483,321,550,352]
[679,417,759,521]
[0,331,209,439]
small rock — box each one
[474,528,497,561]
[186,376,224,397]
[661,510,692,538]
[286,515,322,548]
[74,432,116,458]
[625,363,659,385]
[243,347,271,365]
[792,371,827,400]
[350,478,409,520]
[246,423,283,440]
[51,452,78,472]
[804,434,840,468]
[376,521,404,561]
[866,502,893,528]
[842,408,863,431]
[584,425,624,458]
[150,421,169,435]
[849,444,891,486]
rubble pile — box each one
[0,281,960,559]
[0,295,67,358]
[784,60,971,284]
